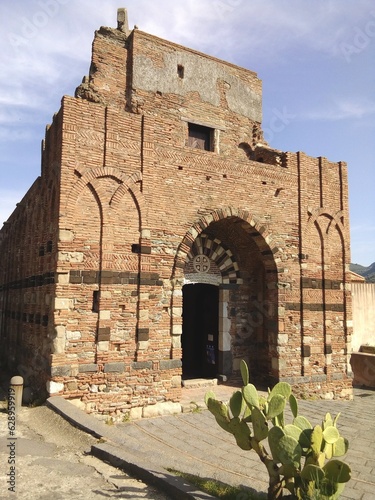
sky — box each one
[0,0,374,266]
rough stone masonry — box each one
[0,8,353,417]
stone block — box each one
[54,298,74,310]
[97,327,110,341]
[78,363,98,373]
[172,324,182,335]
[130,407,143,420]
[159,359,182,370]
[99,310,111,320]
[171,375,181,388]
[137,328,149,341]
[51,365,71,377]
[137,340,149,350]
[132,361,152,370]
[66,331,82,340]
[47,380,64,394]
[104,362,125,373]
[278,334,289,345]
[142,401,181,418]
[59,229,74,242]
[97,341,109,351]
[58,251,84,263]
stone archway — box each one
[173,210,280,385]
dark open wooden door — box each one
[182,284,219,379]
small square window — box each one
[188,123,214,151]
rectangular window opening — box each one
[188,123,214,151]
[92,290,100,313]
[177,64,184,78]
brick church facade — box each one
[0,10,353,415]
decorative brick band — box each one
[69,270,162,286]
[302,277,342,290]
[3,310,49,326]
[0,272,55,291]
[285,303,344,312]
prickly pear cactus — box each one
[205,360,351,499]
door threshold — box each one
[182,378,218,389]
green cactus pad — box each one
[251,406,269,441]
[277,435,302,468]
[301,463,325,483]
[289,393,298,418]
[268,381,292,400]
[273,412,285,428]
[307,451,326,468]
[216,417,232,433]
[228,416,252,450]
[242,383,259,409]
[317,451,326,468]
[323,441,333,459]
[242,404,252,422]
[293,415,313,431]
[323,412,333,430]
[323,425,340,444]
[240,359,249,386]
[299,428,313,449]
[267,394,286,419]
[333,436,349,457]
[204,390,216,406]
[278,463,297,479]
[229,390,244,418]
[206,397,228,418]
[268,425,285,463]
[310,425,323,457]
[284,424,302,442]
[333,412,341,428]
[323,459,351,483]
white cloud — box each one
[304,99,375,121]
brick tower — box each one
[0,9,353,416]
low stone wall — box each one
[350,346,375,388]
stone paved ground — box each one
[112,383,375,500]
[1,379,375,499]
[0,389,169,500]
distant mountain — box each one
[350,262,375,283]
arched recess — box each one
[59,166,146,354]
[63,167,148,229]
[305,208,349,376]
[172,208,280,385]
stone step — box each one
[182,378,218,389]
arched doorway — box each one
[174,211,279,386]
[182,284,219,379]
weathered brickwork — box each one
[0,11,353,415]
